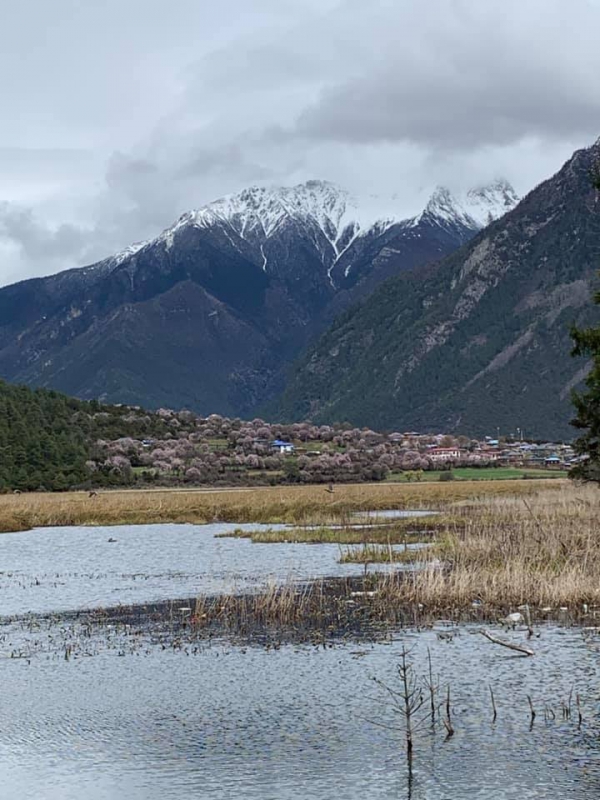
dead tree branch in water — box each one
[480,629,535,656]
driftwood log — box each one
[480,629,535,657]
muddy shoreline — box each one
[2,574,594,665]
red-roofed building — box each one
[427,447,463,463]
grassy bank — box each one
[209,481,600,615]
[0,479,561,533]
[217,518,446,545]
[188,480,600,629]
[339,544,428,564]
[384,483,600,610]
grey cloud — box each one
[0,203,112,286]
[1,0,599,286]
[297,71,600,151]
[106,156,158,186]
[183,144,276,183]
[0,203,89,262]
[295,2,600,150]
[0,147,94,181]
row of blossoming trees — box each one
[84,408,492,487]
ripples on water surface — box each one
[2,628,600,799]
[1,524,600,798]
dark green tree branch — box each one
[570,168,600,482]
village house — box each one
[478,445,500,461]
[471,448,500,463]
[271,439,295,454]
[427,446,463,463]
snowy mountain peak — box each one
[465,179,520,225]
[189,180,382,243]
[108,178,519,271]
[424,186,463,221]
[148,180,400,266]
[420,180,519,230]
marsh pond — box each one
[1,520,600,799]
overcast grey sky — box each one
[0,0,599,286]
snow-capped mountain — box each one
[104,178,517,290]
[173,181,393,246]
[172,177,517,243]
[157,180,393,254]
[148,180,394,289]
[275,138,600,440]
[415,180,520,231]
[0,177,518,418]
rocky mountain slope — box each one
[0,180,515,416]
[272,140,600,440]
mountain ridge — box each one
[96,177,518,289]
[271,139,600,439]
[0,178,516,416]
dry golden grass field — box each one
[0,479,562,533]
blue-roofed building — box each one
[544,455,562,466]
[271,439,295,454]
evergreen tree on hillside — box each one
[0,382,89,490]
[0,380,173,491]
[570,167,600,482]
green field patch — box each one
[387,467,567,482]
[451,467,567,480]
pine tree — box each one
[570,167,600,482]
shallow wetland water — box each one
[1,519,600,799]
[0,521,425,616]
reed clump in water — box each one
[385,484,600,611]
[0,479,558,533]
[339,544,429,564]
[218,518,447,545]
[188,578,403,640]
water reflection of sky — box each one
[0,522,423,616]
[1,628,600,799]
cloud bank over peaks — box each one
[0,0,599,285]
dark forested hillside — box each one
[0,381,92,490]
[272,139,600,440]
[0,380,178,490]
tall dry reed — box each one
[0,479,558,533]
[381,483,600,610]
